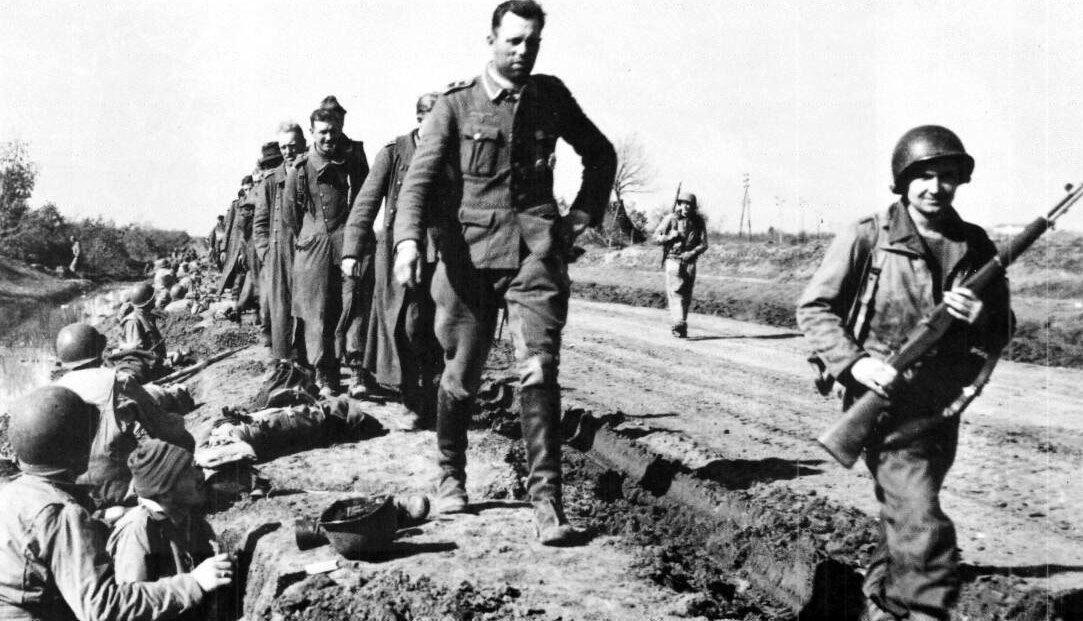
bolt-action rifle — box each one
[152,345,251,385]
[659,182,682,267]
[818,182,1083,468]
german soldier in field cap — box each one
[393,0,616,545]
[254,123,307,361]
[797,125,1014,621]
[284,100,369,396]
[343,92,444,426]
[653,190,708,338]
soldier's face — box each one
[676,201,692,218]
[278,131,305,163]
[905,159,963,217]
[311,120,342,156]
[488,13,542,85]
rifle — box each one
[818,182,1083,468]
[660,181,682,267]
[152,345,251,385]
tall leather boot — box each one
[520,385,583,546]
[434,387,470,514]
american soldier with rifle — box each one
[797,125,1017,621]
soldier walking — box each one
[284,103,369,396]
[343,92,443,425]
[797,126,1014,621]
[653,191,708,338]
[254,122,307,361]
[394,0,616,545]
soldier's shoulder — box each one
[291,153,308,169]
[533,74,572,94]
[442,77,477,96]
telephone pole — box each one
[738,173,752,239]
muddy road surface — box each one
[561,300,1083,593]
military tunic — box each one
[253,163,297,359]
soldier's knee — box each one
[518,352,558,388]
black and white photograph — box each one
[2,1,1083,619]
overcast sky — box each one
[3,0,1083,235]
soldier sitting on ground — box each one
[108,440,221,621]
[52,322,195,519]
[116,283,169,382]
[0,386,233,620]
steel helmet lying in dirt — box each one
[170,283,188,300]
[9,385,97,471]
[128,282,155,307]
[890,125,974,193]
[55,322,107,369]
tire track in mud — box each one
[561,299,1083,593]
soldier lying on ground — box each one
[53,322,195,515]
[0,386,232,620]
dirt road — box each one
[561,299,1083,593]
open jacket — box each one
[796,202,1014,384]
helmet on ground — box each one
[9,386,97,472]
[170,283,188,300]
[890,125,974,193]
[55,323,107,369]
[129,282,155,307]
[676,191,698,208]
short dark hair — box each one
[310,107,343,128]
[491,0,545,31]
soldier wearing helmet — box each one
[52,322,195,511]
[797,125,1014,621]
[0,386,232,621]
[653,190,709,338]
[117,283,167,381]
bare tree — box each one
[611,134,655,206]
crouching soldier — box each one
[116,283,167,382]
[0,386,233,620]
[108,441,220,621]
[53,322,195,516]
[797,126,1014,621]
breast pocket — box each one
[461,125,501,176]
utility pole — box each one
[738,173,752,240]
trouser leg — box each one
[864,416,960,620]
[679,262,696,322]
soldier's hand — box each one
[192,553,233,592]
[394,240,422,288]
[341,257,359,278]
[944,287,983,324]
[850,357,897,398]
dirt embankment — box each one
[0,255,92,340]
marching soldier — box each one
[217,176,255,300]
[393,0,616,545]
[208,215,225,270]
[797,125,1014,621]
[254,122,307,361]
[343,92,443,425]
[653,191,708,338]
[283,102,369,396]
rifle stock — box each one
[817,182,1083,468]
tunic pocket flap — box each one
[458,208,495,228]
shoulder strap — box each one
[846,212,886,344]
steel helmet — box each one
[890,125,974,193]
[128,282,155,307]
[170,283,188,300]
[676,191,698,208]
[55,323,107,369]
[9,386,97,472]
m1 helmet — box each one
[676,191,698,208]
[128,282,155,308]
[9,386,97,472]
[890,125,974,194]
[170,283,188,300]
[55,323,107,369]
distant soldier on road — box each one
[283,103,369,396]
[209,215,225,270]
[69,235,81,276]
[343,92,443,424]
[393,0,616,545]
[797,126,1014,621]
[254,122,307,361]
[653,191,708,338]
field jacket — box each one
[653,212,709,263]
[797,202,1014,384]
[0,475,203,621]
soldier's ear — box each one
[486,32,495,46]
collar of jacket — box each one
[482,64,533,103]
[307,146,346,174]
[882,201,957,256]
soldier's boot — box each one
[316,364,341,399]
[671,321,687,339]
[434,387,470,514]
[521,385,584,546]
